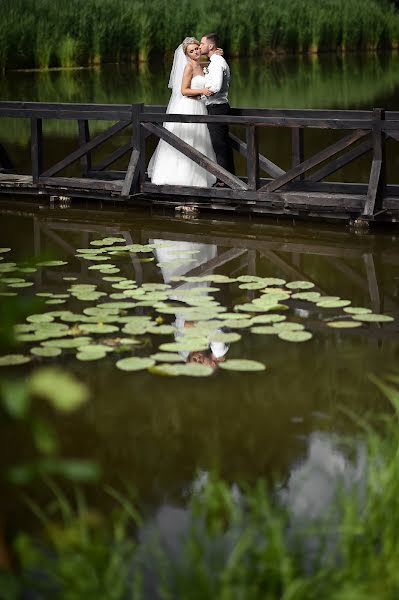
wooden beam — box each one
[41,120,131,178]
[363,109,385,217]
[246,126,260,190]
[78,120,91,176]
[93,141,133,171]
[292,128,304,181]
[122,104,144,197]
[142,122,247,190]
[228,132,285,179]
[31,118,43,183]
[259,129,369,192]
[308,136,372,182]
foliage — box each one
[1,0,399,70]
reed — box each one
[1,0,399,70]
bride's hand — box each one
[215,47,224,56]
[203,88,214,96]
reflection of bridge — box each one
[5,201,397,337]
[1,102,399,223]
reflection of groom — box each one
[200,33,235,184]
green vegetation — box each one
[1,0,399,71]
[3,373,399,598]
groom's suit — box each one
[204,54,235,176]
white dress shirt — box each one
[204,54,230,106]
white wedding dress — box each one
[150,75,217,187]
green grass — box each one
[1,0,399,70]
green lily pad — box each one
[76,350,107,361]
[239,282,267,290]
[159,340,209,352]
[63,277,77,281]
[30,346,62,358]
[147,325,175,335]
[273,322,305,331]
[286,281,315,290]
[8,282,34,288]
[45,299,66,305]
[77,344,114,353]
[102,276,126,282]
[352,313,394,323]
[17,267,37,273]
[219,359,266,372]
[210,332,241,343]
[148,364,180,376]
[278,330,313,342]
[261,278,286,287]
[316,299,351,309]
[291,291,321,301]
[79,324,119,334]
[116,357,155,371]
[27,314,54,323]
[174,363,214,377]
[251,326,279,335]
[223,319,253,329]
[0,354,32,366]
[0,248,11,253]
[327,321,363,329]
[343,307,372,315]
[28,367,89,412]
[37,260,68,267]
[42,337,92,348]
[251,314,287,324]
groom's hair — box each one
[204,33,219,48]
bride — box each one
[149,37,217,188]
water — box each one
[1,55,399,527]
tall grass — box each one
[1,0,399,70]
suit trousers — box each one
[207,102,235,176]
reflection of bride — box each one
[149,37,217,187]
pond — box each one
[0,54,399,536]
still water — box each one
[0,55,399,526]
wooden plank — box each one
[142,122,247,190]
[78,120,91,176]
[308,136,372,182]
[259,129,369,193]
[0,143,13,170]
[386,131,399,143]
[122,104,143,197]
[87,170,127,180]
[38,176,123,191]
[228,132,285,178]
[41,120,131,178]
[363,109,385,217]
[246,126,260,190]
[292,128,304,181]
[31,118,43,183]
[93,141,133,171]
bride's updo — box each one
[182,37,200,54]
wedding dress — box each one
[149,75,217,188]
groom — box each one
[200,33,235,184]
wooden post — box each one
[292,127,304,180]
[363,108,385,217]
[31,118,43,182]
[78,120,91,176]
[121,103,144,197]
[0,143,13,171]
[246,125,260,190]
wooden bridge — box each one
[0,101,399,223]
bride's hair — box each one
[182,37,200,54]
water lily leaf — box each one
[223,319,253,329]
[236,275,265,283]
[286,281,315,289]
[116,357,155,371]
[327,321,363,329]
[16,332,49,342]
[273,322,305,331]
[316,299,351,308]
[73,292,107,301]
[45,299,66,305]
[143,283,172,291]
[76,350,107,361]
[2,277,26,283]
[88,264,117,270]
[147,325,175,335]
[149,363,180,376]
[219,359,266,372]
[63,276,78,281]
[78,344,114,353]
[261,277,286,286]
[102,276,126,282]
[239,282,267,290]
[343,307,372,315]
[251,314,287,324]
[17,267,37,273]
[27,314,54,323]
[251,326,279,335]
[0,291,17,296]
[30,346,62,357]
[79,255,110,262]
[0,248,11,253]
[79,324,119,334]
[159,340,209,352]
[150,352,185,363]
[37,260,68,267]
[210,332,241,343]
[0,354,32,366]
[174,363,214,377]
[28,367,89,412]
[291,291,321,301]
[235,303,269,313]
[277,330,312,342]
[42,337,92,348]
[352,313,394,323]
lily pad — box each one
[0,248,11,253]
[286,281,315,290]
[147,325,175,335]
[343,307,372,315]
[251,314,287,324]
[210,332,241,343]
[239,282,267,290]
[30,347,62,358]
[150,353,185,363]
[277,330,313,342]
[0,354,32,366]
[352,313,394,323]
[116,357,155,371]
[8,282,34,288]
[76,350,107,361]
[28,367,89,412]
[42,337,92,349]
[79,324,119,334]
[261,278,286,287]
[37,260,68,267]
[219,359,266,372]
[251,326,279,335]
[316,299,351,309]
[326,321,363,329]
[159,340,209,352]
[27,314,54,324]
[291,291,321,301]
